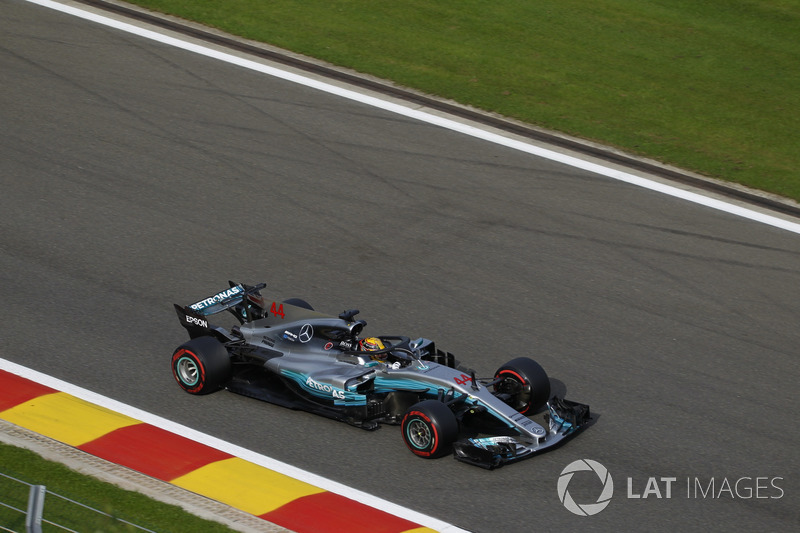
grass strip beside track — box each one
[0,442,236,533]
[122,0,800,202]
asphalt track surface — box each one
[2,1,799,532]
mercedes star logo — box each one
[299,324,313,343]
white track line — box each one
[25,0,800,236]
[0,357,469,533]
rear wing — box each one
[186,282,266,316]
[174,281,267,338]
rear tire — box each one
[282,298,314,310]
[171,337,231,395]
[494,357,551,414]
[401,400,459,459]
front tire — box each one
[171,337,231,395]
[494,357,551,414]
[401,400,459,459]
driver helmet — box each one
[359,337,386,361]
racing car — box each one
[171,282,591,468]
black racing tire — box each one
[494,357,551,415]
[401,400,459,459]
[282,298,314,310]
[171,336,231,395]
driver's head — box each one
[359,337,386,361]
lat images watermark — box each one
[557,459,785,516]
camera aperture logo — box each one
[557,459,785,516]
[558,459,614,516]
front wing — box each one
[452,397,591,469]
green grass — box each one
[0,442,235,533]
[125,0,800,202]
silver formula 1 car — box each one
[171,282,591,468]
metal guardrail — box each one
[0,471,156,533]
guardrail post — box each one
[25,484,46,533]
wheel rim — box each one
[176,356,200,386]
[406,419,432,449]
